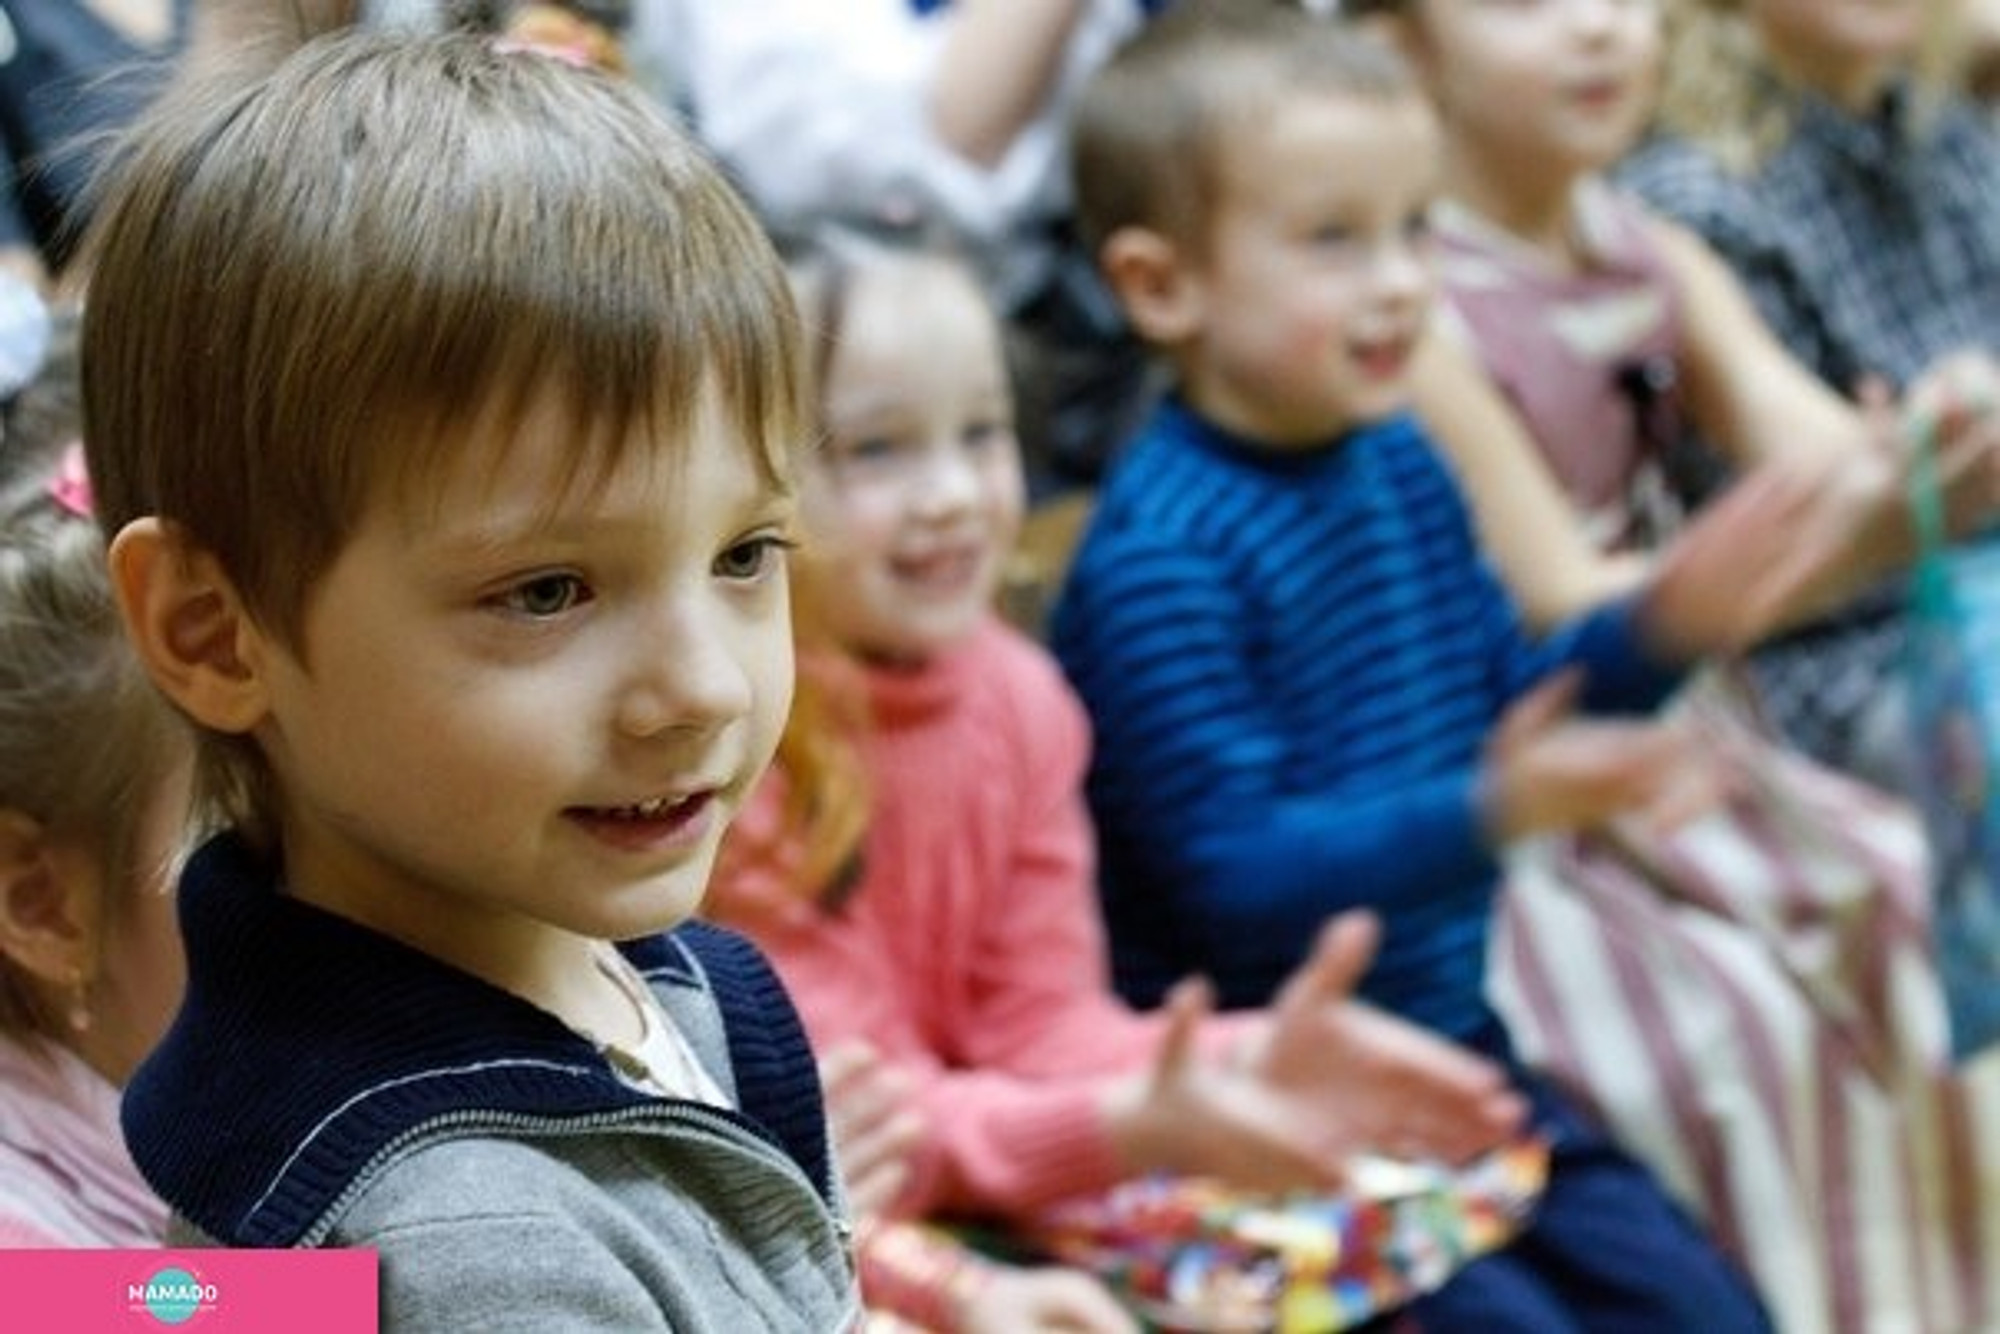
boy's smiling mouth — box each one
[566,791,719,849]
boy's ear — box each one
[1099,226,1204,347]
[107,518,272,736]
[0,809,92,986]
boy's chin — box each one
[1310,397,1408,442]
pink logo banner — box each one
[0,1248,377,1332]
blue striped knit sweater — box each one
[1051,400,1683,1046]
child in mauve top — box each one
[1357,0,2000,786]
[85,29,857,1333]
[705,232,1529,1329]
[1051,5,1777,1328]
[0,321,188,1248]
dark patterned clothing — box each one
[1618,83,2000,397]
[1617,82,2000,778]
[1051,399,1771,1332]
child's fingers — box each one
[816,1039,877,1091]
[1630,747,1732,835]
[1492,668,1582,753]
[1270,911,1380,1018]
[1147,975,1212,1096]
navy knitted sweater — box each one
[1051,400,1682,1045]
[123,832,837,1249]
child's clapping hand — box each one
[1236,912,1528,1163]
[1480,670,1731,841]
[820,1040,923,1221]
[1107,913,1527,1193]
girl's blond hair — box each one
[1655,0,1964,172]
[0,321,185,1041]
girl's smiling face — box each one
[797,254,1025,664]
[1408,0,1663,182]
[1745,0,1931,105]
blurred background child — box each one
[1344,5,2000,1326]
[706,230,1528,1329]
[1049,6,1802,1326]
[1615,0,2000,777]
[0,319,189,1246]
[621,0,1166,493]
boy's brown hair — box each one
[80,31,806,847]
[1070,0,1416,261]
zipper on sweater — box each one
[292,1099,849,1249]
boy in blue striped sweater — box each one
[1051,6,1802,1329]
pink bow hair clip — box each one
[47,441,93,519]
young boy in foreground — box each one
[86,30,857,1331]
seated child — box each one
[1050,6,1785,1328]
[1348,5,2000,1326]
[1613,0,2000,775]
[0,318,189,1247]
[84,30,857,1330]
[705,231,1529,1327]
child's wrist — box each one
[943,1253,999,1330]
[860,1221,996,1333]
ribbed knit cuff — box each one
[931,1084,1126,1215]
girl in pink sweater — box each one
[704,234,1527,1326]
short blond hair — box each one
[1071,0,1415,260]
[81,30,805,847]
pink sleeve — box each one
[707,627,1262,1220]
[720,875,1134,1217]
[953,635,1257,1078]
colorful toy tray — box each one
[1024,1138,1549,1333]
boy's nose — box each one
[1372,242,1433,308]
[615,603,754,739]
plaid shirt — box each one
[1619,82,2000,397]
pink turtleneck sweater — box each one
[0,1034,165,1247]
[711,616,1251,1220]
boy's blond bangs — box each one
[80,32,805,846]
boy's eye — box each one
[715,534,795,582]
[964,418,1012,450]
[499,573,590,618]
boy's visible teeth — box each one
[610,797,675,819]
